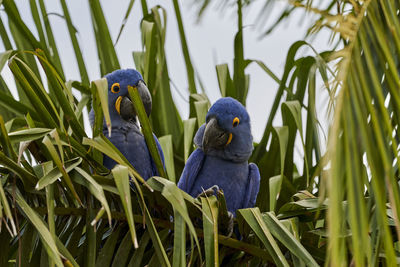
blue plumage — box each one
[90,69,164,180]
[178,97,260,216]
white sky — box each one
[0,0,334,166]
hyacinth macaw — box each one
[177,97,260,216]
[90,69,164,180]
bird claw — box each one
[196,185,220,198]
[218,211,235,237]
[224,211,234,238]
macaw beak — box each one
[136,80,152,117]
[202,117,232,153]
[115,95,136,121]
[115,80,152,121]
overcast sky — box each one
[0,0,333,157]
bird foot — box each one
[196,185,220,198]
[223,211,234,237]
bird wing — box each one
[89,109,95,127]
[177,148,205,193]
[103,130,126,170]
[150,133,166,176]
[241,163,261,209]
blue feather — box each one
[178,97,260,216]
[91,69,165,180]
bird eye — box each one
[232,117,240,127]
[111,83,120,93]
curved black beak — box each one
[115,80,152,121]
[202,117,232,153]
[118,96,136,121]
[136,80,152,117]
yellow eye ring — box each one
[111,83,120,93]
[232,117,240,127]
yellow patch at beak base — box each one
[115,96,122,114]
[225,133,233,146]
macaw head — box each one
[105,69,151,125]
[194,97,253,162]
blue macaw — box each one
[178,97,260,216]
[90,69,164,180]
